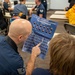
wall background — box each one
[24,0,69,10]
[50,0,69,9]
[1,0,69,10]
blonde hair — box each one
[49,33,75,75]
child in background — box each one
[66,4,75,25]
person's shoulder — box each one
[3,2,7,4]
[0,36,24,65]
[21,4,27,8]
[39,4,45,13]
[3,2,7,5]
[39,4,45,9]
[14,4,20,7]
[32,68,52,75]
[0,37,14,53]
[0,36,6,45]
[68,8,73,13]
[0,36,25,73]
[0,36,17,55]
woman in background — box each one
[66,0,75,10]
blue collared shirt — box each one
[35,4,46,18]
[0,36,25,75]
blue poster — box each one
[22,14,58,59]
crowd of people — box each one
[3,0,47,19]
[0,0,75,75]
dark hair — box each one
[69,0,75,8]
[49,33,75,75]
[38,0,41,2]
[68,0,71,3]
[19,0,25,2]
[14,1,18,5]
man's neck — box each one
[8,35,18,45]
[20,1,25,4]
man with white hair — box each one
[0,19,41,75]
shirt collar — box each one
[5,36,18,53]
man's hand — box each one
[29,7,35,16]
[31,43,41,57]
[26,43,41,75]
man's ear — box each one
[18,35,23,41]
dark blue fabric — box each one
[0,37,25,75]
[0,9,8,30]
[0,36,5,41]
[36,4,46,18]
[41,0,47,8]
[3,2,9,11]
[32,68,52,75]
[41,0,47,12]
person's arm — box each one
[8,0,12,7]
[3,2,13,11]
[26,43,41,75]
[29,6,37,16]
[39,9,44,18]
[39,14,43,18]
[8,1,13,11]
[3,2,9,11]
[8,7,14,11]
[29,7,35,16]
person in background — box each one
[3,0,13,11]
[69,0,75,9]
[29,0,46,19]
[0,19,41,75]
[68,0,71,3]
[26,33,75,75]
[14,1,18,5]
[65,0,75,11]
[13,0,28,19]
[41,0,47,16]
[66,4,75,25]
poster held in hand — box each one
[22,14,58,59]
